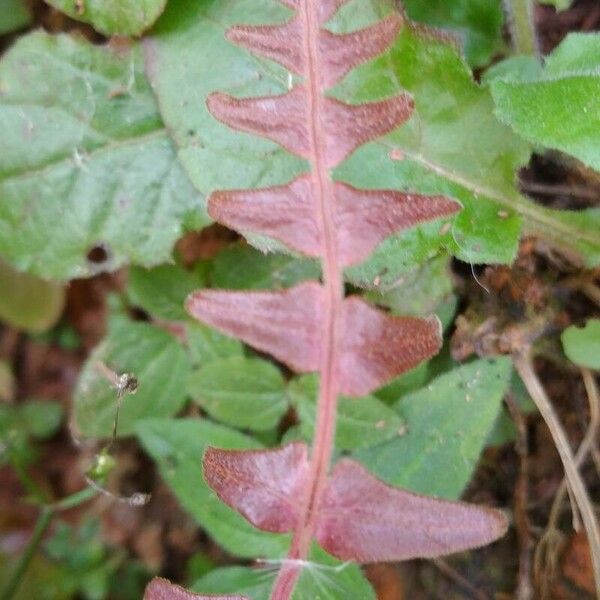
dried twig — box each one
[514,352,600,598]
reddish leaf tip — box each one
[315,459,508,563]
[143,577,248,600]
[203,442,310,533]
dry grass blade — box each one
[514,352,600,598]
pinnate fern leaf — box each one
[184,1,507,597]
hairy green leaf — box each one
[354,357,512,498]
[45,0,167,36]
[288,375,405,450]
[0,260,65,333]
[188,356,287,431]
[561,319,600,370]
[0,32,205,280]
[74,320,191,438]
[136,418,289,558]
[492,34,600,172]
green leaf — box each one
[0,399,63,440]
[354,357,512,498]
[0,0,32,35]
[0,260,65,333]
[211,243,320,290]
[188,356,287,431]
[135,418,289,558]
[561,319,600,370]
[492,33,600,172]
[364,255,457,329]
[45,0,167,36]
[192,546,375,599]
[288,375,406,450]
[18,400,64,439]
[74,319,191,438]
[186,323,244,368]
[403,0,504,67]
[0,32,206,280]
[127,264,206,321]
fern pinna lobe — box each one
[185,1,506,598]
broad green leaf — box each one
[492,33,600,172]
[288,375,405,450]
[127,264,206,321]
[192,546,375,600]
[486,369,537,447]
[135,418,289,558]
[0,32,205,280]
[374,361,430,404]
[211,243,320,290]
[186,322,244,368]
[364,255,457,330]
[74,320,191,438]
[192,567,272,599]
[403,0,504,67]
[354,357,512,498]
[188,356,287,431]
[0,260,65,333]
[0,0,32,35]
[45,0,167,36]
[561,319,600,370]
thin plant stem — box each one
[547,368,600,530]
[503,0,539,56]
[0,486,97,600]
[0,506,53,600]
[514,352,600,597]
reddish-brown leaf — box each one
[208,176,320,260]
[323,95,414,168]
[320,15,402,87]
[186,282,324,373]
[144,578,247,600]
[315,460,508,563]
[203,443,309,533]
[207,87,309,159]
[338,298,442,396]
[209,179,459,267]
[334,184,461,266]
[228,19,304,75]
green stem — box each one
[1,507,53,600]
[504,0,539,56]
[0,483,97,600]
[11,460,49,506]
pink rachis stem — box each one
[269,0,344,598]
